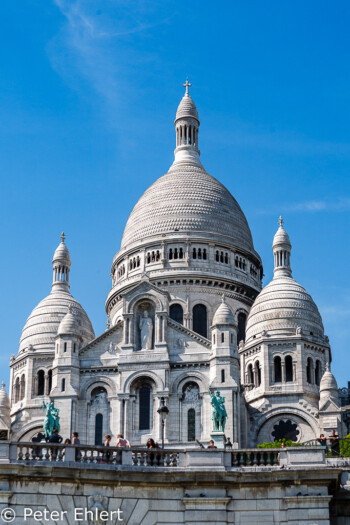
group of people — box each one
[317,429,340,455]
[44,430,131,448]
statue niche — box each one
[135,301,155,351]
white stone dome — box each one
[20,290,94,351]
[246,219,324,343]
[121,165,255,252]
[246,275,324,342]
[0,383,10,410]
[212,298,236,326]
[19,234,94,352]
[320,364,338,392]
[57,307,81,337]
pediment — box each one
[319,397,340,413]
[167,318,211,357]
[122,281,170,313]
[80,322,123,364]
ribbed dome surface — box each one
[213,301,236,326]
[273,224,291,248]
[19,290,94,351]
[121,165,255,252]
[246,276,324,342]
[0,384,10,410]
[175,93,199,121]
[320,366,338,392]
[57,309,80,336]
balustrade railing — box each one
[17,443,66,462]
[3,443,325,469]
[132,449,179,467]
[231,449,279,467]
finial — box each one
[278,216,284,227]
[325,362,330,372]
[106,318,111,331]
[61,232,66,243]
[183,78,191,95]
[68,303,74,314]
[1,382,5,390]
[221,293,226,303]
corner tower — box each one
[241,218,331,446]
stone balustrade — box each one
[0,442,328,470]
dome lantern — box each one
[173,79,202,168]
[52,232,71,291]
[273,217,292,278]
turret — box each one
[0,383,11,440]
[272,217,292,278]
[172,79,202,168]
[52,232,71,291]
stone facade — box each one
[7,84,345,453]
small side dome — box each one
[212,296,236,326]
[0,382,10,410]
[320,363,338,392]
[57,305,80,336]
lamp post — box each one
[157,397,169,449]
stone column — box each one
[44,374,49,396]
[281,361,286,383]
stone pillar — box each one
[281,361,286,383]
[44,374,49,396]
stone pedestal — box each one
[210,431,226,449]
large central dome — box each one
[121,165,254,252]
[121,82,255,254]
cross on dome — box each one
[61,232,66,243]
[183,78,191,95]
[278,216,284,227]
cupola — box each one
[172,79,202,167]
[273,217,292,277]
[52,232,71,291]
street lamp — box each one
[157,397,169,449]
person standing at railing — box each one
[329,429,340,456]
[48,429,62,460]
[72,432,81,461]
[104,434,111,463]
[116,434,130,447]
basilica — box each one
[5,82,345,448]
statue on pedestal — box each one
[139,310,153,350]
[209,390,227,432]
[42,400,60,439]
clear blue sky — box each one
[1,1,350,389]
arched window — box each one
[187,409,196,441]
[48,370,52,394]
[255,361,261,386]
[61,378,65,392]
[95,413,103,446]
[37,370,45,396]
[306,357,313,384]
[192,248,197,259]
[248,364,254,385]
[221,369,225,383]
[14,377,20,403]
[221,333,224,343]
[203,249,207,260]
[168,249,173,260]
[139,386,151,430]
[237,312,247,344]
[169,304,184,325]
[285,355,293,382]
[274,356,282,383]
[20,374,25,400]
[193,304,208,338]
[315,360,321,386]
[64,342,67,353]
